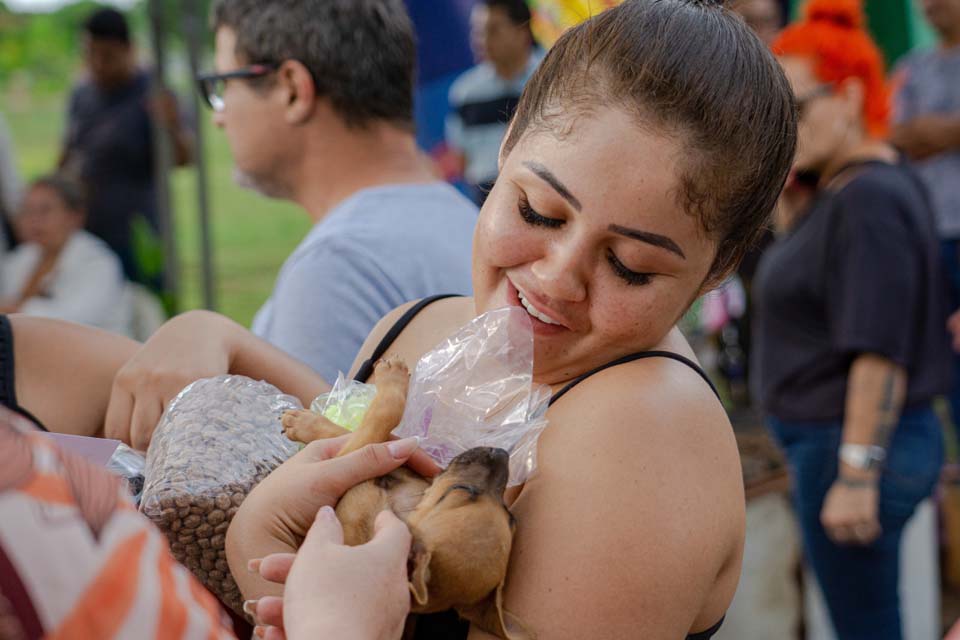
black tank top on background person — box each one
[354,295,725,640]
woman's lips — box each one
[506,280,570,334]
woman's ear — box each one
[279,59,317,125]
[837,76,865,125]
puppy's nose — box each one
[449,447,510,494]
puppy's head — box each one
[404,447,514,614]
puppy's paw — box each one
[373,356,410,394]
[281,409,346,444]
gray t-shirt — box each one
[893,46,960,238]
[251,182,477,382]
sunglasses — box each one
[796,84,834,119]
[196,63,280,112]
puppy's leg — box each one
[337,357,409,457]
[281,409,349,444]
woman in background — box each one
[1,174,131,334]
[752,1,951,637]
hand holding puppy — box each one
[251,508,412,640]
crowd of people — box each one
[1,0,960,638]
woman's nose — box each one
[530,241,588,303]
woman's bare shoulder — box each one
[495,342,744,638]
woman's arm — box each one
[105,310,330,449]
[820,354,906,544]
[11,315,139,436]
[470,359,744,639]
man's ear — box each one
[278,59,316,125]
[456,581,533,640]
[408,542,431,607]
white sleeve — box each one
[19,243,127,329]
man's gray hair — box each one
[212,0,416,129]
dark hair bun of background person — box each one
[31,174,87,213]
[84,7,130,43]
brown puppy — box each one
[281,358,530,639]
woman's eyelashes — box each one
[518,194,564,228]
[517,194,653,286]
[607,249,653,286]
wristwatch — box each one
[839,443,886,471]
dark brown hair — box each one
[211,0,416,129]
[30,174,86,213]
[503,0,797,282]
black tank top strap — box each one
[0,315,47,430]
[549,350,719,407]
[687,616,725,640]
[354,294,462,383]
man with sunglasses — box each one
[195,0,476,385]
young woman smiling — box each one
[3,1,797,637]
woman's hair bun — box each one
[804,0,865,29]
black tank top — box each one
[355,295,725,640]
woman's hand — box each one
[250,508,412,640]
[104,310,242,449]
[947,309,960,353]
[226,435,438,600]
[820,473,881,545]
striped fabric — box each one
[0,409,236,640]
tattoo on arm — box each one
[873,370,901,449]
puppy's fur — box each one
[282,358,530,639]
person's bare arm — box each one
[10,315,139,436]
[469,360,744,639]
[889,114,960,161]
[820,354,906,545]
[105,310,330,449]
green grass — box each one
[2,91,310,327]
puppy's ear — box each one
[408,543,432,607]
[456,581,533,640]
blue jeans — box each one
[767,405,943,640]
[942,239,960,424]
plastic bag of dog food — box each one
[395,306,549,487]
[140,375,301,613]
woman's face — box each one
[472,107,718,383]
[779,55,858,175]
[16,185,82,251]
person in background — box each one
[59,7,192,295]
[446,0,543,204]
[0,175,130,335]
[0,113,22,255]
[732,0,783,46]
[890,0,960,422]
[198,0,476,386]
[752,1,951,637]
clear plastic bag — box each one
[140,375,301,614]
[106,443,146,505]
[394,306,550,486]
[310,373,378,432]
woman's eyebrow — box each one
[523,161,582,211]
[608,224,686,260]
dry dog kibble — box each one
[140,376,301,615]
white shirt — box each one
[2,230,131,335]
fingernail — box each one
[242,599,258,617]
[387,436,420,459]
[247,558,261,573]
[253,626,266,638]
[318,505,335,520]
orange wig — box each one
[773,0,890,138]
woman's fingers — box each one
[298,435,352,463]
[302,438,421,497]
[303,506,345,547]
[130,395,163,452]
[103,383,133,444]
[253,596,285,628]
[369,509,412,554]
[257,553,296,584]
